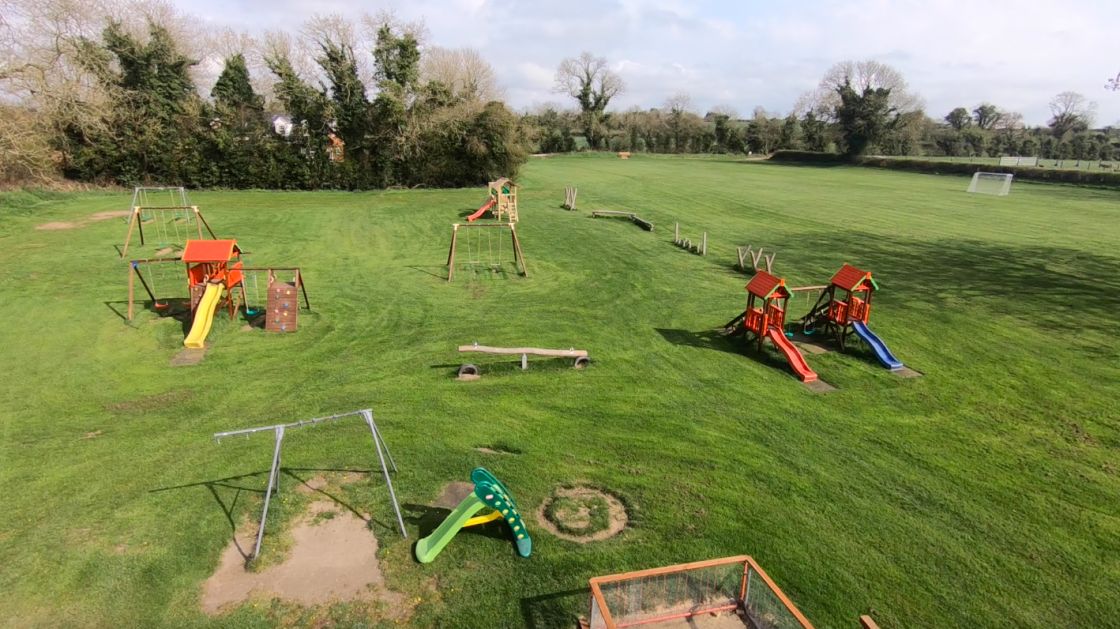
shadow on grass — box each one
[150,466,395,558]
[519,587,589,629]
[655,327,809,381]
[400,503,513,543]
[435,357,589,379]
[785,231,1120,337]
[405,265,447,280]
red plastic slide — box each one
[765,327,819,382]
[467,198,496,222]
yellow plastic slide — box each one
[183,283,222,348]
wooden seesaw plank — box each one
[458,345,588,358]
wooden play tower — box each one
[799,264,904,370]
[800,264,876,349]
[488,178,519,223]
[723,270,818,382]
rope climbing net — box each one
[120,186,216,258]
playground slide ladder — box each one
[765,327,819,382]
[850,321,904,370]
[183,283,222,348]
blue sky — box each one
[180,0,1120,126]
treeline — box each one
[521,57,1119,162]
[1,5,526,188]
[520,103,1120,161]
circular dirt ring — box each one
[537,486,628,543]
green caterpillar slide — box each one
[414,467,532,563]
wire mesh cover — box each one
[589,561,744,628]
[743,565,808,629]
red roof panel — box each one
[182,239,239,263]
[830,264,872,292]
[745,271,789,299]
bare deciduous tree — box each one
[421,46,501,102]
[805,59,923,119]
[1048,91,1096,136]
[554,51,623,149]
[554,51,624,112]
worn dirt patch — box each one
[89,210,131,221]
[201,500,404,616]
[475,445,520,455]
[35,221,80,230]
[81,430,103,440]
[630,610,750,628]
[793,341,830,355]
[35,210,129,231]
[434,481,475,509]
[155,246,176,256]
[803,379,837,394]
[171,347,207,366]
[537,486,628,543]
[295,475,330,495]
[892,366,923,378]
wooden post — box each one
[737,247,748,270]
[763,251,775,273]
[510,224,527,277]
[121,208,141,258]
[195,207,218,239]
[674,222,680,244]
[296,269,312,310]
[701,232,707,256]
[447,224,459,282]
[127,263,135,320]
[859,616,880,629]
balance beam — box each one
[591,211,654,231]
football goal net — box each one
[967,172,1013,196]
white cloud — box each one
[172,0,1120,124]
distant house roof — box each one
[830,264,878,292]
[182,239,240,263]
[745,271,790,300]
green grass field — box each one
[1,154,1117,628]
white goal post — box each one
[967,172,1013,196]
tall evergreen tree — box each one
[835,80,895,156]
[212,54,263,111]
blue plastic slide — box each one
[851,321,904,370]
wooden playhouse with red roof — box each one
[723,270,819,382]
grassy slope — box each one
[0,155,1117,628]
